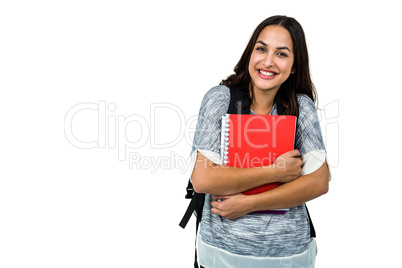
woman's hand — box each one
[210,194,252,220]
[273,149,303,183]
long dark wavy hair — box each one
[220,15,316,115]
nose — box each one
[262,53,274,67]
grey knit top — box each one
[190,85,326,259]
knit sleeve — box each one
[295,95,327,175]
[189,85,230,174]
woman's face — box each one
[248,25,295,94]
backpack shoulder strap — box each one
[179,181,204,229]
[227,88,251,114]
[305,205,316,237]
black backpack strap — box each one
[275,96,286,116]
[193,196,203,268]
[305,204,316,238]
[227,88,251,114]
[179,181,204,267]
[179,181,204,229]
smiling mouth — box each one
[258,69,277,77]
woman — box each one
[190,15,329,268]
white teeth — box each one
[259,70,276,76]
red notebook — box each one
[220,114,296,214]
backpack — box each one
[179,88,315,268]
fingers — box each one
[211,207,221,215]
[211,196,228,210]
[210,194,245,220]
[273,149,303,183]
[211,207,232,220]
[211,204,232,220]
[283,149,300,158]
[210,200,223,215]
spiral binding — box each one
[221,114,231,165]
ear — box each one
[291,67,296,74]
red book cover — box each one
[221,114,296,213]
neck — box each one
[250,87,278,115]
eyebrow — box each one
[256,41,291,53]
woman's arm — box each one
[191,149,303,195]
[210,161,329,220]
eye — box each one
[256,46,266,52]
[277,52,288,57]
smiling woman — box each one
[186,15,329,268]
[248,25,295,115]
[221,15,316,117]
[249,27,294,88]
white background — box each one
[1,0,401,267]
